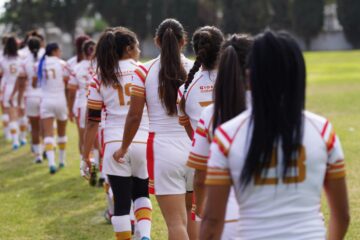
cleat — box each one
[12,144,19,150]
[49,166,57,174]
[43,151,47,160]
[20,139,27,146]
[141,238,150,240]
[103,209,112,224]
[97,177,105,187]
[59,163,65,169]
[89,164,97,187]
[34,157,43,164]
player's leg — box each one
[186,192,199,240]
[29,116,42,163]
[18,106,28,146]
[8,106,19,149]
[42,117,56,173]
[56,119,67,168]
[1,106,11,141]
[131,143,152,239]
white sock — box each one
[44,137,55,167]
[92,149,100,167]
[19,116,28,141]
[33,144,42,159]
[2,114,10,139]
[57,136,67,165]
[9,121,19,146]
[134,197,152,238]
[111,215,132,239]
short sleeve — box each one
[62,62,75,79]
[322,121,346,180]
[131,65,147,98]
[205,127,233,186]
[87,77,103,122]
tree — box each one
[337,0,360,48]
[222,0,270,35]
[293,0,324,49]
[269,0,292,30]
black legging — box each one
[108,175,149,216]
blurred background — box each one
[0,0,358,58]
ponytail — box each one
[180,26,224,114]
[157,19,187,116]
[212,34,253,133]
[95,27,138,87]
[28,36,41,62]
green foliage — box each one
[222,0,270,34]
[337,0,360,48]
[269,0,292,30]
[293,0,324,49]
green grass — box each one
[1,51,360,239]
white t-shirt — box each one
[131,54,193,135]
[87,59,149,143]
[207,110,346,239]
[38,56,72,99]
[0,56,22,90]
[178,70,217,131]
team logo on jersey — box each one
[200,85,213,93]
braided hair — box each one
[179,26,224,115]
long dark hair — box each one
[75,35,90,62]
[179,26,224,114]
[213,34,253,132]
[156,18,187,116]
[95,27,138,87]
[3,36,18,57]
[241,31,306,187]
[28,36,41,61]
[82,39,96,59]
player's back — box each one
[0,56,21,86]
[142,55,193,135]
[40,56,68,99]
[212,110,345,239]
[90,59,148,142]
[72,59,93,103]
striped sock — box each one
[44,137,55,167]
[112,215,132,240]
[134,197,152,238]
[9,121,19,146]
[57,136,67,165]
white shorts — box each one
[147,132,194,195]
[75,106,86,128]
[40,98,68,121]
[103,141,148,179]
[25,96,41,117]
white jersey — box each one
[0,56,22,91]
[87,59,149,143]
[18,47,31,60]
[178,70,216,131]
[207,110,346,239]
[132,55,193,135]
[38,56,72,99]
[21,53,43,98]
[68,59,94,107]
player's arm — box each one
[200,129,232,239]
[114,95,145,161]
[324,177,350,240]
[67,80,78,122]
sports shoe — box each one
[42,151,47,160]
[97,177,105,187]
[103,209,112,224]
[34,157,43,164]
[20,139,27,146]
[141,238,150,240]
[12,143,19,150]
[89,164,97,187]
[49,166,57,174]
[59,163,65,169]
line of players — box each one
[1,17,350,240]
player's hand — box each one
[113,147,127,163]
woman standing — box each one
[201,31,350,239]
[113,19,194,239]
[34,43,71,174]
[83,27,152,240]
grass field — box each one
[0,51,360,240]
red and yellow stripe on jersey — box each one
[321,120,346,179]
[187,152,208,170]
[205,167,232,186]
